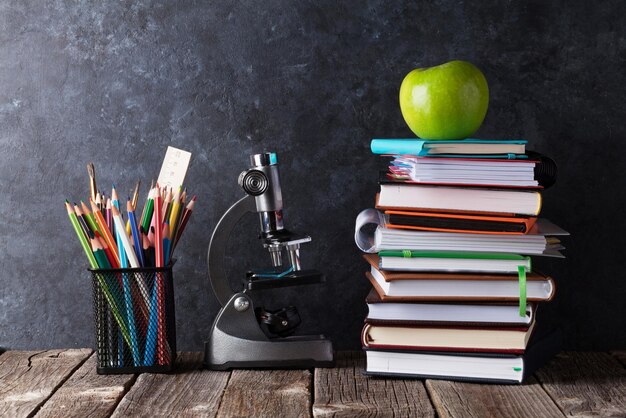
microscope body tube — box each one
[240,153,285,235]
[239,152,306,271]
[254,164,284,234]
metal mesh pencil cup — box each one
[89,264,177,374]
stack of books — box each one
[354,138,568,384]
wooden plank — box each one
[535,352,626,416]
[0,349,92,418]
[111,352,230,417]
[426,376,564,418]
[35,353,136,418]
[611,351,626,368]
[313,351,435,417]
[217,368,311,418]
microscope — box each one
[204,152,334,369]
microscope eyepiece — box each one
[250,152,278,167]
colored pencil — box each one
[173,195,196,249]
[95,191,102,211]
[107,190,124,368]
[152,187,168,364]
[161,187,172,223]
[168,187,182,241]
[127,199,145,267]
[68,200,132,353]
[144,271,159,366]
[90,199,120,266]
[146,223,154,246]
[131,180,141,209]
[115,201,151,318]
[92,236,112,269]
[144,188,159,366]
[112,185,129,272]
[140,188,155,235]
[100,192,106,217]
[94,231,118,269]
[73,203,94,240]
[91,236,109,364]
[162,221,171,266]
[126,180,141,235]
[89,236,133,350]
[87,162,97,202]
[153,188,163,268]
[138,180,154,229]
[81,200,102,235]
[112,205,141,367]
[106,198,113,233]
[112,205,140,268]
[142,232,155,268]
[66,201,98,269]
[111,184,120,207]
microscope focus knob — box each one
[239,169,268,196]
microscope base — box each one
[204,293,334,370]
[204,328,334,370]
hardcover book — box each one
[363,328,562,384]
[361,321,535,353]
[364,254,556,302]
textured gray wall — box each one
[0,1,624,350]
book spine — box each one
[371,139,426,155]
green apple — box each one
[399,60,489,140]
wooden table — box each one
[1,350,625,417]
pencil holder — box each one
[89,264,177,374]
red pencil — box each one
[152,186,168,364]
[172,195,196,250]
[153,187,163,268]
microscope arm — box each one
[207,194,257,307]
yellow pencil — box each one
[126,180,141,235]
[168,187,182,239]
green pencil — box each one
[140,188,155,234]
[66,200,98,269]
[81,200,102,236]
[90,236,133,348]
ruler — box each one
[157,146,192,189]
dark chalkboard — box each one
[0,1,625,351]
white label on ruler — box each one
[157,146,192,189]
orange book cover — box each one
[383,209,538,235]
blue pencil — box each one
[127,198,145,267]
[144,278,159,366]
[113,186,140,366]
[163,220,171,266]
[145,220,171,365]
[112,186,127,366]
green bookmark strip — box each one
[518,265,527,317]
[379,250,527,261]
